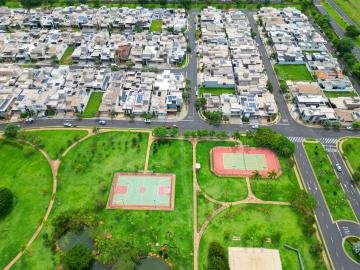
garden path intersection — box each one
[1,9,360,270]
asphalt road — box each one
[1,9,360,270]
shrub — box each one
[0,187,14,219]
[62,244,92,270]
[207,241,229,270]
[4,124,19,139]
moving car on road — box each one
[98,120,107,125]
[335,163,342,172]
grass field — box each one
[274,64,314,81]
[344,237,360,263]
[82,92,104,118]
[0,140,52,269]
[199,87,235,96]
[341,138,360,170]
[198,204,326,270]
[149,20,163,32]
[13,133,194,269]
[325,91,358,98]
[197,192,221,232]
[23,129,88,160]
[250,157,300,202]
[196,141,248,202]
[59,47,74,65]
[304,142,356,221]
[333,0,360,28]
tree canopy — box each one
[62,244,92,270]
[0,187,14,219]
[207,241,230,270]
[4,124,20,139]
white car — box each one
[144,119,151,123]
[346,126,353,131]
[98,120,107,125]
[252,124,259,129]
[25,117,34,123]
[335,163,342,172]
[63,122,72,127]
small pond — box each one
[136,257,169,270]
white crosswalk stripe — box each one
[319,138,338,145]
[287,137,304,143]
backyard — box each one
[0,140,53,269]
[149,19,163,32]
[304,142,357,221]
[199,87,235,96]
[324,91,358,98]
[198,204,326,270]
[196,141,248,202]
[81,92,104,118]
[59,47,75,65]
[274,64,314,81]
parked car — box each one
[98,120,107,125]
[25,117,34,123]
[144,119,151,123]
[346,126,353,131]
[252,124,259,129]
[335,163,342,172]
[172,124,178,128]
[64,122,72,127]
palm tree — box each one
[232,131,241,140]
[251,170,261,179]
[268,170,277,179]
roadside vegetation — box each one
[304,142,357,221]
[344,236,360,263]
[341,138,360,184]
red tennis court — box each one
[210,146,281,178]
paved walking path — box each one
[144,132,153,172]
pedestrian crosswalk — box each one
[288,137,304,143]
[319,138,338,145]
[287,137,338,146]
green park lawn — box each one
[198,204,326,270]
[304,142,357,221]
[22,129,88,160]
[250,156,301,202]
[0,140,53,269]
[197,192,221,232]
[13,133,194,269]
[196,141,248,202]
[199,87,235,96]
[341,138,360,173]
[82,92,104,118]
[324,91,358,98]
[274,64,314,81]
[149,20,163,32]
[59,47,75,65]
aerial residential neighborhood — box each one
[0,1,360,270]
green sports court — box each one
[107,173,176,210]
